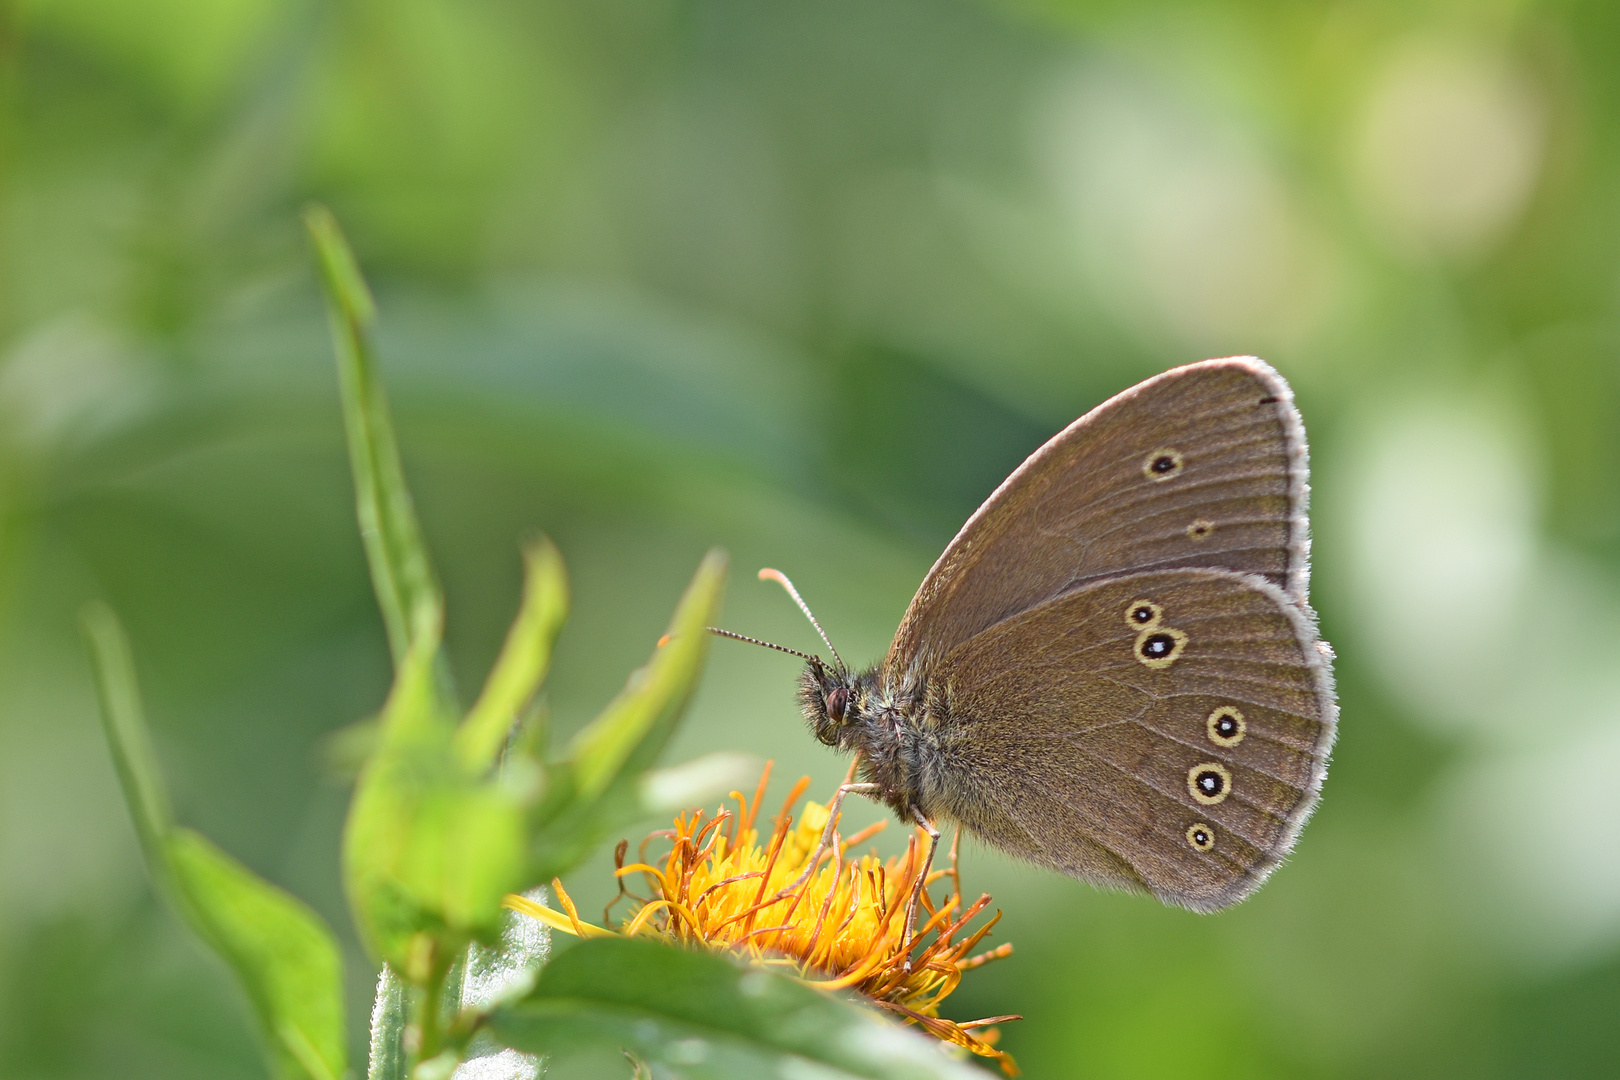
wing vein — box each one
[1061,740,1282,853]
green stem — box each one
[410,934,468,1075]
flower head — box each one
[507,763,1018,1074]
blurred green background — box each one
[3,0,1619,1077]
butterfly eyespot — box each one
[1134,626,1187,669]
[1187,519,1214,540]
[1124,600,1162,629]
[1143,448,1183,481]
[1186,823,1215,851]
[825,687,850,722]
[1188,763,1232,805]
[1207,705,1246,747]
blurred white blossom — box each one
[1351,40,1545,258]
[1338,384,1620,965]
[1033,62,1338,354]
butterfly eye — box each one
[1134,625,1187,669]
[1206,705,1246,747]
[1142,448,1184,481]
[1188,763,1232,806]
[826,687,850,721]
[1125,600,1162,628]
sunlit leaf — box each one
[525,753,754,885]
[397,783,527,934]
[368,964,408,1080]
[460,886,553,1014]
[306,203,442,666]
[346,619,533,966]
[83,604,347,1080]
[166,830,349,1080]
[567,549,727,801]
[344,626,453,966]
[457,537,569,773]
[490,937,983,1080]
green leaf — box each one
[525,773,643,886]
[368,965,408,1080]
[459,886,552,1015]
[320,715,382,781]
[396,783,526,934]
[456,537,570,773]
[526,752,751,911]
[81,601,174,874]
[305,204,442,666]
[490,938,983,1080]
[567,549,727,801]
[344,626,454,966]
[83,604,347,1080]
[345,621,531,967]
[531,750,756,905]
[167,830,349,1080]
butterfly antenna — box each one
[704,627,823,668]
[758,568,846,673]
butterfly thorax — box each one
[797,661,940,821]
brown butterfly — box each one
[719,357,1336,917]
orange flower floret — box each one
[505,762,1018,1075]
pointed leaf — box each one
[457,538,569,773]
[306,204,442,666]
[368,964,408,1080]
[397,784,526,933]
[167,830,349,1080]
[81,601,174,874]
[449,886,552,1077]
[83,604,347,1080]
[567,549,727,801]
[524,753,755,886]
[490,937,982,1080]
[346,621,532,964]
[345,626,453,965]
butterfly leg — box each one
[772,767,881,902]
[901,808,940,963]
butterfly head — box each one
[798,660,864,748]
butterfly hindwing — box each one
[919,568,1335,911]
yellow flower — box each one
[506,763,1019,1075]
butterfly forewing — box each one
[886,358,1312,684]
[919,568,1334,911]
